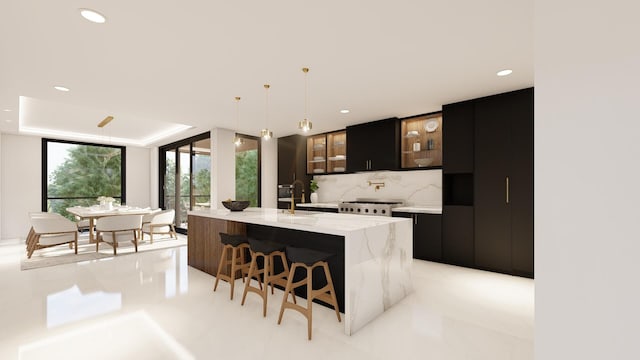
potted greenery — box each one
[309,179,319,203]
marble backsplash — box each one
[313,169,442,207]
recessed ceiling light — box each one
[497,69,513,77]
[54,86,70,92]
[5,119,12,123]
[79,9,106,24]
[2,109,11,112]
[340,109,350,114]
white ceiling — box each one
[0,0,533,147]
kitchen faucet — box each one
[290,179,305,214]
[367,181,385,191]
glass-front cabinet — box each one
[400,112,443,169]
[307,134,326,174]
[326,130,346,173]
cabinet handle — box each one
[506,176,510,204]
[414,214,417,225]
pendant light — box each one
[260,84,273,140]
[233,96,244,146]
[298,67,312,132]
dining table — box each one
[66,206,153,243]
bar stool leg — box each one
[229,246,239,299]
[307,269,313,340]
[262,255,271,317]
[241,252,258,306]
[278,263,297,324]
[213,245,229,293]
[323,262,341,322]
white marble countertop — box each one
[294,202,442,214]
[392,206,442,214]
[187,208,409,236]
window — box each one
[42,139,126,219]
[235,134,261,207]
[160,132,210,232]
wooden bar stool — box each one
[214,233,251,300]
[241,239,292,317]
[277,246,341,340]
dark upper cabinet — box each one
[346,118,399,172]
[277,135,309,203]
[474,88,534,276]
[393,212,442,262]
[442,101,474,174]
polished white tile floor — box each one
[0,238,533,360]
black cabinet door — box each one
[415,213,442,262]
[277,135,310,202]
[393,212,441,261]
[474,92,512,273]
[347,118,399,171]
[442,205,474,267]
[473,88,534,276]
[509,88,534,276]
[443,101,474,174]
[277,135,297,185]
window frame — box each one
[41,138,127,212]
[235,133,262,207]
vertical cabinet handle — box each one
[506,176,510,204]
[414,214,417,225]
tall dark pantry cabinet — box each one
[442,88,534,278]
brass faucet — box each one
[368,181,385,191]
[290,179,306,214]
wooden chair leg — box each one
[262,255,270,317]
[307,267,313,340]
[96,231,101,252]
[112,233,117,255]
[323,262,341,322]
[133,230,138,252]
[214,245,229,292]
[278,263,298,324]
[229,247,239,300]
[241,252,257,306]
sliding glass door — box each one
[160,132,210,232]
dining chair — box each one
[95,214,143,255]
[27,216,78,259]
[140,209,176,244]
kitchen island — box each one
[187,208,412,335]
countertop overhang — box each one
[187,208,410,236]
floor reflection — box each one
[46,285,121,328]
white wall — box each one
[535,1,640,359]
[0,134,151,241]
[125,146,151,209]
[1,134,41,241]
[211,128,236,208]
[149,147,159,209]
[260,137,277,208]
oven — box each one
[277,185,293,209]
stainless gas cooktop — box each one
[338,199,404,216]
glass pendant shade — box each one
[234,96,243,146]
[261,84,273,140]
[260,129,273,140]
[298,118,312,132]
[298,67,313,132]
